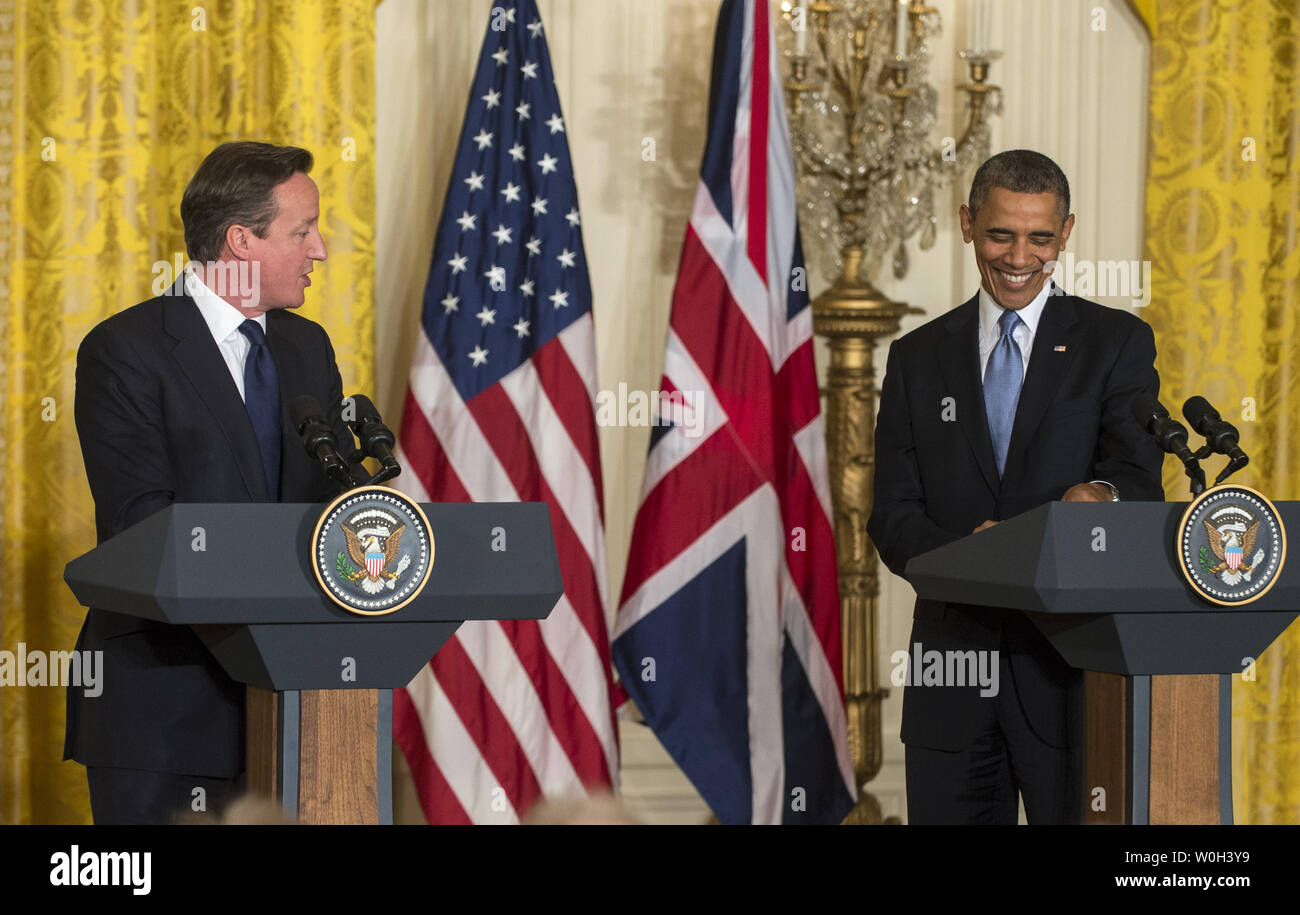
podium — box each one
[906,501,1299,825]
[64,500,562,824]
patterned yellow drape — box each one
[0,0,376,824]
[1132,0,1300,823]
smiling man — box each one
[867,149,1165,824]
[66,142,357,824]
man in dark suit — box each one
[66,141,357,824]
[867,149,1164,824]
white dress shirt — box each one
[184,265,266,403]
[975,281,1119,499]
[977,280,1054,381]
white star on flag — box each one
[519,279,535,297]
[492,47,509,66]
[492,224,513,245]
[473,129,493,150]
[537,153,558,174]
[531,197,548,215]
[513,317,531,337]
[456,211,477,232]
[525,236,541,256]
[468,345,488,366]
[546,113,564,134]
[508,142,526,161]
[464,171,485,192]
[521,61,538,79]
[549,289,569,308]
[448,253,468,274]
[557,248,576,268]
[482,88,501,109]
[484,264,506,287]
[476,306,497,326]
[527,19,543,38]
[565,207,581,227]
[500,182,521,203]
[440,293,459,313]
[516,101,530,120]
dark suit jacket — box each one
[65,283,356,777]
[866,290,1164,752]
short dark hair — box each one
[180,141,314,263]
[968,149,1070,225]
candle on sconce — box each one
[795,0,807,56]
[895,0,908,58]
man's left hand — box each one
[1062,482,1112,502]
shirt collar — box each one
[978,279,1055,340]
[184,264,266,343]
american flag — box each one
[610,0,855,823]
[393,0,617,824]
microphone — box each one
[345,394,401,485]
[291,394,356,490]
[1182,395,1248,484]
[1131,393,1205,495]
[1131,393,1195,462]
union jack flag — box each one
[392,0,617,823]
[611,0,855,823]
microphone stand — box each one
[1190,443,1248,488]
[1183,455,1207,496]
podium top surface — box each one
[905,501,1300,614]
[64,501,563,625]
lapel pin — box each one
[1053,345,1067,352]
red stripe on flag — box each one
[466,385,609,654]
[532,338,606,518]
[671,229,778,479]
[398,389,473,503]
[500,618,613,786]
[393,686,473,825]
[776,445,844,689]
[431,635,543,816]
[619,428,762,603]
[773,339,822,434]
[746,0,770,281]
[465,385,615,786]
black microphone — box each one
[1183,395,1248,484]
[1182,396,1247,461]
[345,393,401,484]
[1131,393,1194,462]
[291,394,356,490]
[1131,393,1205,494]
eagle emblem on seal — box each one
[338,508,413,595]
[1202,517,1264,586]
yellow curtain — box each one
[1132,0,1300,823]
[0,0,376,824]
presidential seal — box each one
[311,485,433,616]
[1176,485,1285,606]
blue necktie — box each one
[238,319,281,501]
[983,309,1024,477]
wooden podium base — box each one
[1085,672,1232,824]
[247,687,393,825]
